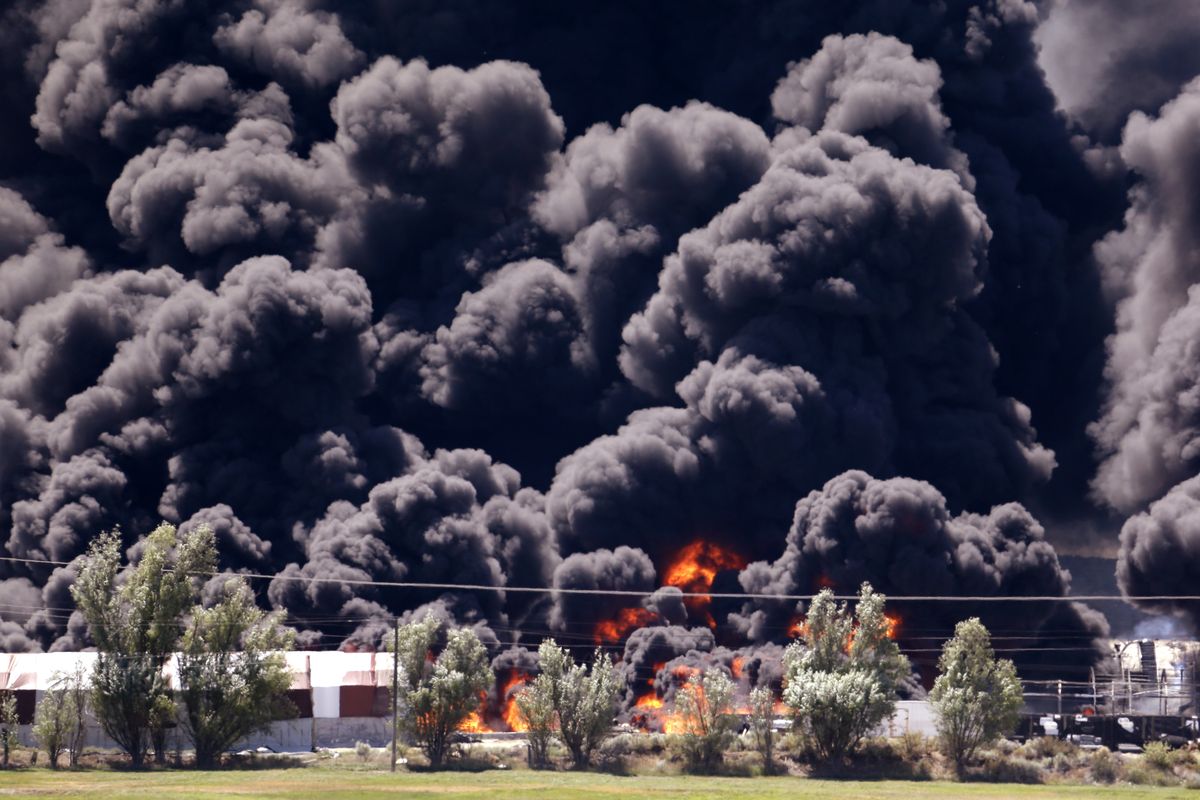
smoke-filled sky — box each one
[2,0,1200,687]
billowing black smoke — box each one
[0,0,1175,687]
[735,471,1109,678]
[1091,77,1200,623]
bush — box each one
[355,741,373,763]
[606,733,666,756]
[1089,747,1120,784]
[1142,740,1176,771]
[1126,763,1177,786]
[1018,735,1072,761]
[968,754,1044,784]
[896,731,933,762]
[593,736,631,774]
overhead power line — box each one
[0,554,1192,603]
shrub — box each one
[896,731,933,762]
[606,732,666,756]
[593,735,631,774]
[969,753,1044,784]
[355,741,373,763]
[1019,735,1072,761]
[1126,762,1177,786]
[1089,746,1120,784]
[1142,740,1175,770]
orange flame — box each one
[648,661,665,687]
[785,612,899,646]
[661,677,706,735]
[631,662,667,731]
[634,694,663,710]
[594,607,658,644]
[661,712,690,735]
[672,665,698,682]
[663,540,746,628]
[457,710,487,733]
[499,670,530,732]
[731,656,744,679]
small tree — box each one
[512,638,575,769]
[556,648,620,769]
[33,673,84,769]
[514,681,555,768]
[35,666,89,768]
[783,583,908,762]
[747,685,777,773]
[672,668,736,773]
[63,666,88,767]
[514,664,556,767]
[0,692,18,768]
[177,578,294,768]
[393,621,492,768]
[930,617,1023,771]
[148,694,175,766]
[72,523,215,768]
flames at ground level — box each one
[452,542,913,734]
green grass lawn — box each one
[0,768,1194,799]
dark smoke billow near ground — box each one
[0,0,1200,703]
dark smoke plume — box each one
[0,0,1168,686]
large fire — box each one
[452,672,534,733]
[586,540,747,646]
[457,710,487,732]
[594,607,658,644]
[499,670,530,732]
[663,540,747,627]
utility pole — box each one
[391,618,400,773]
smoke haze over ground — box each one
[0,0,1199,708]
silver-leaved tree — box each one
[930,617,1023,771]
[783,583,909,762]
